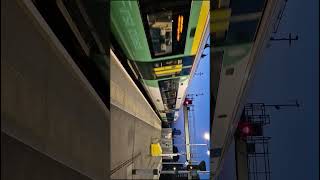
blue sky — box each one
[219,0,319,179]
[172,37,211,179]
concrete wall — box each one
[1,133,92,180]
[1,0,109,179]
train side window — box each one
[158,79,180,111]
[147,11,174,56]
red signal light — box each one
[242,126,251,134]
[237,121,252,137]
[184,98,192,106]
[237,120,264,137]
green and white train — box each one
[111,0,210,122]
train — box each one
[110,0,210,122]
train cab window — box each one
[147,12,173,56]
[139,0,192,58]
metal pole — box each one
[161,170,190,174]
[160,153,185,157]
[174,143,208,146]
[162,162,186,165]
[161,170,210,174]
[197,171,211,174]
[269,33,299,46]
[162,161,202,165]
[189,160,200,164]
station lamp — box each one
[204,132,210,141]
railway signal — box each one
[184,98,193,106]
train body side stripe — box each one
[191,1,210,55]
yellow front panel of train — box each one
[191,1,210,55]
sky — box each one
[219,0,319,179]
[172,37,211,179]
